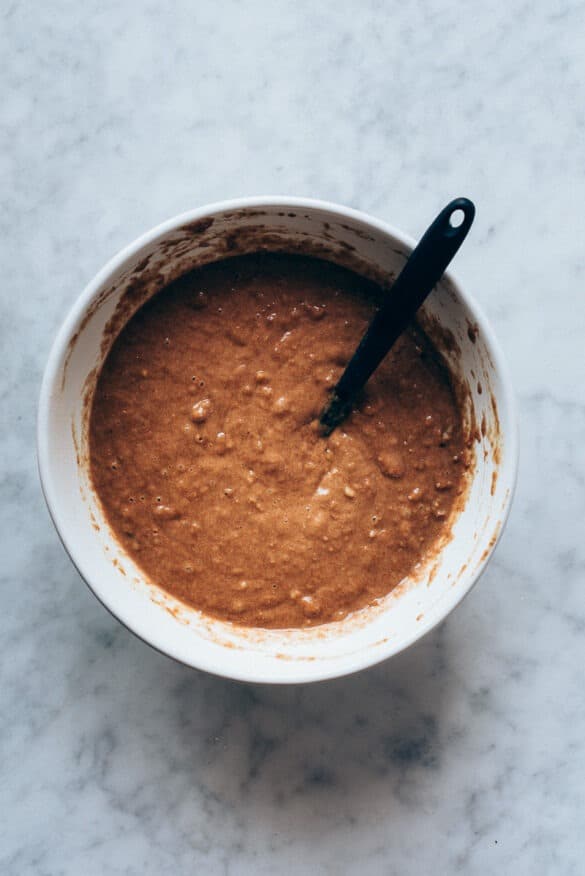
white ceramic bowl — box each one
[38,197,517,683]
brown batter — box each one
[90,254,467,628]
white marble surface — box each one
[2,1,585,873]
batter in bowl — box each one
[90,253,468,628]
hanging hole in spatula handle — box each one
[418,197,475,264]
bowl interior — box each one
[39,200,516,682]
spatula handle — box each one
[334,198,475,402]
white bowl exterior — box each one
[38,198,517,683]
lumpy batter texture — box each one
[90,254,467,628]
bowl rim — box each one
[37,195,519,683]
